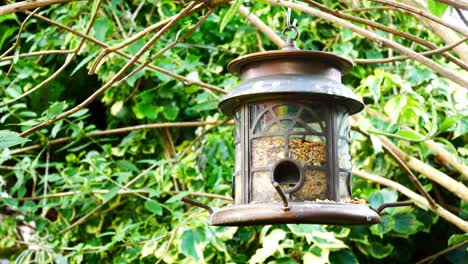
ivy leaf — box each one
[427,0,449,17]
[370,215,394,238]
[393,212,423,236]
[250,229,286,263]
[0,130,30,149]
[368,241,394,259]
[329,249,359,264]
[180,228,206,262]
[219,0,242,32]
[144,200,163,215]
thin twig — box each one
[119,8,214,85]
[266,0,468,87]
[11,120,232,154]
[27,12,226,94]
[303,0,468,71]
[355,37,468,64]
[0,50,74,62]
[371,0,468,37]
[0,0,79,16]
[353,169,468,232]
[19,1,199,137]
[416,241,468,264]
[238,5,285,48]
[353,120,438,207]
[1,0,103,108]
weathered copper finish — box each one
[210,202,381,226]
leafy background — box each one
[0,0,467,263]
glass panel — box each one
[300,102,326,133]
[251,136,286,167]
[266,123,281,133]
[252,171,277,202]
[292,124,307,132]
[273,104,299,117]
[336,107,350,138]
[289,136,327,167]
[252,108,274,134]
[339,172,351,200]
[280,120,292,130]
[338,139,351,169]
[291,169,327,201]
[235,143,241,172]
[234,173,242,204]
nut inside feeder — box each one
[182,25,413,226]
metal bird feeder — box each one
[182,21,413,226]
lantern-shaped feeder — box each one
[204,45,381,226]
[181,39,413,226]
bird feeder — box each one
[182,28,413,226]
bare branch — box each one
[0,0,103,108]
[303,0,468,70]
[238,5,285,48]
[371,0,468,37]
[0,50,74,62]
[353,169,468,232]
[354,37,468,65]
[27,11,226,94]
[265,0,468,87]
[416,240,468,264]
[19,1,199,137]
[435,0,468,10]
[11,120,233,155]
[400,0,468,64]
[0,0,79,16]
[119,8,214,85]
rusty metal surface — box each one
[228,50,353,75]
[209,202,381,226]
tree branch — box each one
[436,0,468,10]
[416,240,468,264]
[354,37,468,65]
[18,1,199,137]
[265,0,468,87]
[238,5,285,48]
[11,120,232,155]
[0,0,79,16]
[0,50,74,62]
[371,0,468,37]
[353,169,468,232]
[27,11,226,94]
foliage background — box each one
[0,0,467,263]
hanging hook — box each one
[282,3,299,49]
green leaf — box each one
[329,249,358,264]
[219,0,242,32]
[448,234,468,247]
[0,130,30,149]
[368,241,394,259]
[180,228,206,262]
[396,130,424,141]
[144,200,163,215]
[393,212,423,235]
[162,104,179,121]
[384,95,406,122]
[370,215,394,238]
[427,0,449,17]
[44,101,67,120]
[288,224,347,250]
[250,229,286,264]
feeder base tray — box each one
[209,202,380,226]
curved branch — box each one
[353,169,468,232]
[0,0,79,16]
[371,0,468,37]
[265,0,468,87]
[27,12,226,94]
[11,120,232,155]
[303,0,468,70]
[355,37,468,65]
[0,50,74,62]
[19,1,199,137]
[435,0,468,10]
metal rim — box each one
[228,50,354,76]
[209,202,381,226]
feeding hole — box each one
[272,159,303,192]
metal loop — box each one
[282,25,299,41]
